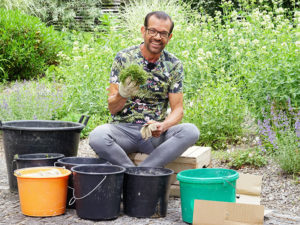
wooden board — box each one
[128,146,211,174]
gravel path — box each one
[0,136,299,224]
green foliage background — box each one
[0,0,299,161]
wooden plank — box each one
[170,184,180,197]
[129,146,211,165]
[195,147,211,168]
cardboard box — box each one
[193,173,265,225]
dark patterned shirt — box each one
[110,44,183,124]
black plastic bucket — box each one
[71,165,125,220]
[14,153,65,169]
[54,157,110,208]
[0,115,89,191]
[123,167,174,218]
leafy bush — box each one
[223,148,268,169]
[0,9,65,81]
[183,81,247,149]
[0,80,64,121]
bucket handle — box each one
[68,175,107,206]
[78,115,90,127]
[223,179,240,199]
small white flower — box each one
[238,38,246,45]
[252,39,260,45]
[197,48,205,56]
[73,56,82,61]
[206,51,212,58]
[281,42,288,47]
[197,56,204,62]
[186,27,192,32]
[182,50,189,58]
[228,28,235,36]
[174,83,179,88]
[276,7,285,14]
[154,77,159,81]
[84,65,89,70]
[295,41,300,48]
[235,51,240,56]
[215,50,220,55]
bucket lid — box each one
[177,168,239,184]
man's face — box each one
[141,15,173,55]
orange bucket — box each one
[14,166,71,217]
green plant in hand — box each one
[119,64,148,85]
[224,148,268,169]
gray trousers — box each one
[89,123,200,168]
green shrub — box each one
[0,9,65,81]
[183,81,247,149]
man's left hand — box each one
[147,121,166,138]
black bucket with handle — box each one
[123,167,174,218]
[71,164,125,220]
[14,153,65,169]
[54,157,110,208]
[0,115,89,191]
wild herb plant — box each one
[223,147,268,169]
[0,80,64,121]
[258,99,300,174]
[0,0,102,31]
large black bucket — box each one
[0,115,89,191]
[54,157,110,208]
[123,167,174,218]
[14,153,65,169]
[71,165,125,220]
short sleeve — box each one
[109,53,123,84]
[168,61,184,93]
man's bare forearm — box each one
[108,93,127,115]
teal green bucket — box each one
[177,168,239,223]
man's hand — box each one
[118,77,139,98]
[140,121,166,140]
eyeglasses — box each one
[146,28,170,39]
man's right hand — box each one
[118,77,139,98]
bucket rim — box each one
[14,153,65,160]
[1,120,84,131]
[57,157,108,166]
[125,167,174,177]
[71,164,126,175]
[177,168,239,183]
[14,166,71,178]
